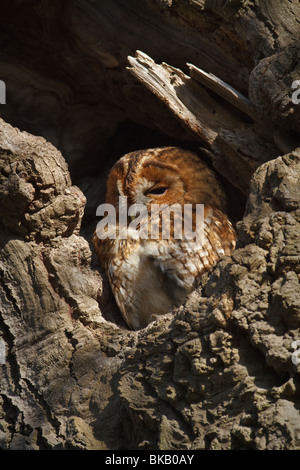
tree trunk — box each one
[0,0,300,450]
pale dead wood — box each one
[187,63,257,121]
[127,51,279,195]
[127,50,217,145]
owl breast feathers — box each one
[92,147,237,330]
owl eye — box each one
[146,185,168,196]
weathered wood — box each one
[127,51,279,195]
[187,63,257,121]
[127,51,218,145]
[0,0,300,451]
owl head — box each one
[105,147,227,213]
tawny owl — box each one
[92,147,237,330]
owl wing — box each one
[147,206,237,301]
[143,240,197,307]
[152,258,189,307]
[201,206,237,264]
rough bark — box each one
[0,0,300,451]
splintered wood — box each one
[127,50,218,145]
[187,63,257,121]
[127,51,279,195]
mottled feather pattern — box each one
[93,147,237,329]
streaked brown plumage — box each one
[92,147,237,330]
